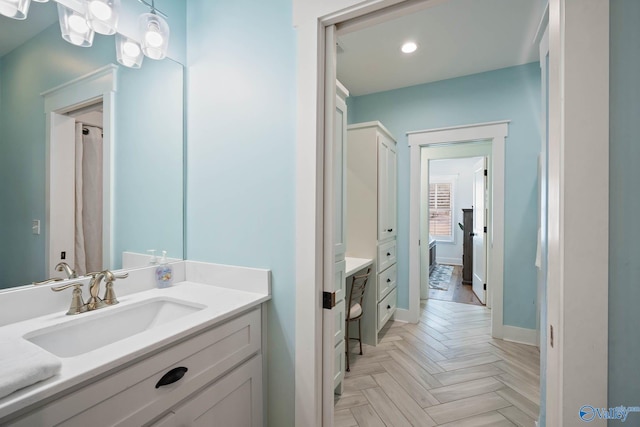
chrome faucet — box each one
[55,262,77,279]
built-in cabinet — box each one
[347,121,398,346]
[7,308,264,427]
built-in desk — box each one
[345,257,373,277]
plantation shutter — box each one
[429,182,452,237]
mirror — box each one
[0,1,185,290]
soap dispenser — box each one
[155,250,173,288]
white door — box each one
[472,158,487,304]
[321,24,346,427]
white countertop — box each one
[345,257,373,277]
[0,281,270,422]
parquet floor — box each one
[335,299,540,427]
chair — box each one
[345,267,371,372]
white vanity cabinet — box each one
[347,121,398,346]
[6,307,264,427]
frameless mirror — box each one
[0,1,185,290]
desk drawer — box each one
[377,287,397,331]
[377,240,397,272]
[377,264,397,300]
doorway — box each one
[43,65,116,278]
[424,155,487,306]
[294,1,611,426]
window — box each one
[429,180,454,241]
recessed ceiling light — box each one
[401,42,417,54]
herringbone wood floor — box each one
[335,299,540,426]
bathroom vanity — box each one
[0,261,270,426]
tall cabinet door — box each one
[387,141,397,239]
[334,85,348,259]
[378,134,396,241]
[378,135,390,241]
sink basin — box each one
[25,298,205,358]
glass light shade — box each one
[0,0,30,20]
[57,3,94,47]
[86,0,120,35]
[32,0,48,2]
[115,34,144,69]
[138,12,169,60]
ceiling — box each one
[0,1,58,58]
[337,0,544,96]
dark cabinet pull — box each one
[387,278,391,283]
[155,367,188,389]
[386,252,391,256]
[387,305,391,310]
[387,228,393,232]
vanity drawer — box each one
[377,264,397,300]
[377,239,397,272]
[377,287,397,331]
[9,308,261,427]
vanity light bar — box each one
[1,0,172,69]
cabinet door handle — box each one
[386,252,391,257]
[387,305,391,310]
[387,228,393,232]
[387,278,391,283]
[155,367,188,388]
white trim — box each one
[435,257,462,266]
[43,65,118,275]
[392,308,411,323]
[502,325,538,347]
[408,122,506,340]
[545,1,609,425]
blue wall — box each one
[349,63,541,329]
[609,0,640,418]
[0,21,185,288]
[185,1,296,426]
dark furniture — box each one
[428,237,437,273]
[462,208,474,284]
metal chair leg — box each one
[358,318,363,355]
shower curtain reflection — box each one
[74,124,103,276]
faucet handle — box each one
[33,278,64,286]
[102,271,128,305]
[51,282,87,315]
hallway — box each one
[335,299,540,426]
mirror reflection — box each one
[0,1,184,290]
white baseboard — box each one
[393,308,413,323]
[435,257,462,266]
[502,325,538,347]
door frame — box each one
[42,64,117,275]
[293,0,609,425]
[408,122,505,339]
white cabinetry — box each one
[347,121,398,346]
[7,308,264,427]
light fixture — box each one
[138,0,170,60]
[86,0,120,35]
[57,3,94,47]
[32,0,47,2]
[116,34,144,69]
[401,42,418,54]
[0,0,30,20]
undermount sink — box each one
[24,298,205,358]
